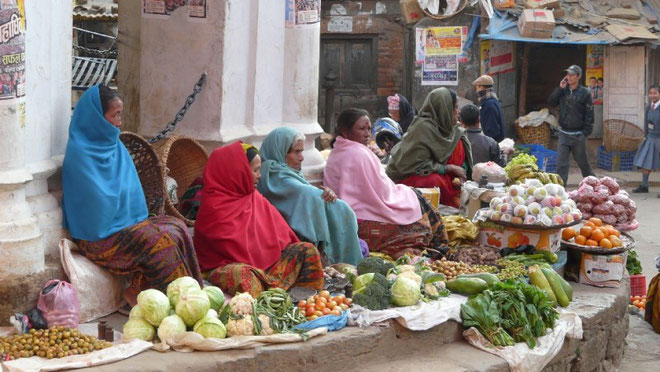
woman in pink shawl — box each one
[324,108,449,259]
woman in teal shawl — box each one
[258,127,363,266]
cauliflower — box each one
[423,281,447,300]
[397,271,422,286]
[226,315,254,336]
[229,292,254,316]
[257,314,274,335]
[396,265,416,273]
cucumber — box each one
[457,273,500,287]
[528,265,557,307]
[446,277,489,296]
[544,267,573,301]
[541,267,570,307]
[535,250,558,264]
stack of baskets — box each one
[420,0,467,19]
[515,122,552,149]
[119,132,166,217]
[603,119,644,152]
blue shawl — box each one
[257,127,362,266]
[61,85,148,241]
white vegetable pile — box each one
[568,176,638,231]
[484,179,582,227]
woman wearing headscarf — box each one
[258,127,364,266]
[387,94,416,133]
[324,108,449,259]
[62,85,203,307]
[386,88,473,208]
[194,141,324,297]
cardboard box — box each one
[400,0,423,24]
[525,0,560,9]
[417,187,440,209]
[518,9,555,38]
[579,252,627,288]
[476,220,562,252]
[493,0,515,10]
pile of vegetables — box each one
[450,246,500,266]
[0,327,113,361]
[460,279,559,348]
[527,265,573,308]
[627,249,642,275]
[298,291,351,321]
[431,257,490,280]
[569,176,638,231]
[442,216,479,248]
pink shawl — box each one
[323,136,422,225]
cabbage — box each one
[157,314,187,342]
[123,318,155,341]
[129,304,144,320]
[390,277,421,307]
[203,286,225,311]
[207,309,218,319]
[193,316,227,339]
[167,276,201,307]
[137,289,170,326]
[175,288,211,327]
[354,273,375,293]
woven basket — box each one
[514,122,551,149]
[152,136,208,226]
[421,0,468,20]
[119,132,166,216]
[603,119,644,152]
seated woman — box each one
[61,84,203,307]
[194,141,324,297]
[386,88,473,208]
[258,127,363,266]
[387,94,416,133]
[371,117,403,164]
[324,108,449,259]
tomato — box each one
[328,300,338,309]
[315,302,326,311]
[634,296,641,301]
[305,305,315,315]
[308,315,318,320]
[340,303,349,311]
[344,298,352,305]
[317,296,328,304]
[332,296,343,304]
[320,290,331,299]
[298,300,306,308]
[322,308,331,315]
[307,296,315,303]
[333,306,342,312]
[330,310,341,316]
[314,310,323,317]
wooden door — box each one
[604,46,646,127]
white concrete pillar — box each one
[0,3,44,278]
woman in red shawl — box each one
[194,142,324,297]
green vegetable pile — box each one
[255,288,307,334]
[627,249,642,275]
[460,279,559,348]
[496,259,527,280]
[505,153,538,176]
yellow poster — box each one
[586,45,604,105]
[480,40,490,75]
[424,26,463,56]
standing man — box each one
[548,65,595,185]
[472,75,504,143]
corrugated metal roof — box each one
[73,0,117,21]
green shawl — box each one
[386,87,473,181]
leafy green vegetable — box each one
[357,257,395,276]
[627,249,642,275]
[352,272,391,310]
[461,293,515,347]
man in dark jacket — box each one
[473,74,504,143]
[548,65,595,185]
[460,104,505,167]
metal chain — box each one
[148,72,208,144]
[73,39,118,58]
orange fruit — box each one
[580,226,593,238]
[604,224,614,230]
[609,236,623,247]
[562,227,576,241]
[584,221,596,229]
[575,235,587,245]
[591,229,605,242]
[589,217,603,227]
[608,227,620,238]
[585,239,598,247]
[599,238,612,249]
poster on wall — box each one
[142,0,207,20]
[420,26,464,86]
[422,55,458,86]
[586,45,604,105]
[415,28,425,65]
[285,0,321,28]
[480,40,514,76]
[424,26,464,55]
[0,0,25,101]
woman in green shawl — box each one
[386,88,473,208]
[258,127,364,266]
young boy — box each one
[460,104,505,167]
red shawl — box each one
[194,141,299,271]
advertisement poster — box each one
[285,0,320,28]
[480,40,514,76]
[422,55,459,86]
[142,0,207,20]
[421,26,464,86]
[415,27,425,65]
[0,0,25,101]
[586,45,604,105]
[424,26,464,56]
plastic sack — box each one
[27,308,47,330]
[37,280,80,328]
[499,138,515,152]
[472,161,507,183]
[59,238,124,323]
[516,109,557,128]
[294,310,349,332]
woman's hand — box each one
[319,185,337,203]
[445,164,466,181]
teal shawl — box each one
[258,127,362,266]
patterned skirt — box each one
[206,242,324,298]
[76,215,203,294]
[358,192,449,259]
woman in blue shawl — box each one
[61,85,202,306]
[258,127,364,266]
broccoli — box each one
[352,272,391,311]
[357,257,395,276]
